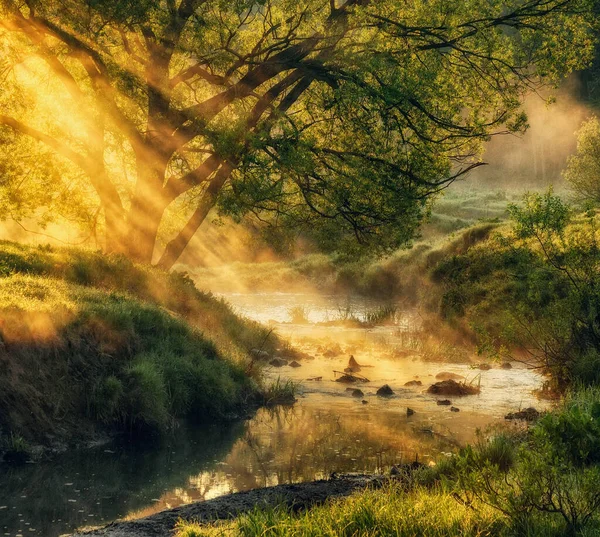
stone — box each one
[427,379,480,396]
[437,399,452,406]
[404,380,422,387]
[289,361,301,368]
[406,407,415,416]
[450,406,460,412]
[269,358,287,367]
[376,384,394,396]
[352,389,364,398]
[505,407,539,421]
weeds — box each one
[262,377,298,406]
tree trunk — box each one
[156,162,235,270]
[124,162,170,264]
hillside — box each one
[0,242,279,458]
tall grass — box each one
[0,241,279,446]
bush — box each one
[451,388,600,535]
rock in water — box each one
[376,384,394,396]
[500,362,513,369]
[289,361,301,368]
[404,380,422,387]
[406,407,415,416]
[428,379,480,396]
[352,389,364,398]
[362,399,368,404]
[348,355,361,368]
[505,407,539,421]
[269,358,287,367]
[450,406,460,412]
[437,399,452,406]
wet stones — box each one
[335,374,360,383]
[500,362,513,370]
[376,384,394,397]
[289,361,302,368]
[406,407,415,417]
[269,358,287,367]
[505,407,540,421]
[351,389,364,398]
[427,379,480,396]
[450,406,460,412]
[436,399,452,406]
[404,380,422,387]
[476,363,492,371]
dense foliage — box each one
[0,0,596,267]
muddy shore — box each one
[72,474,385,537]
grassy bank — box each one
[176,387,600,537]
[0,241,280,456]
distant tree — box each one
[564,116,600,204]
[0,0,596,269]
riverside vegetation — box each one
[0,241,297,460]
[172,192,600,537]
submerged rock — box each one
[477,363,492,371]
[450,406,460,412]
[436,399,452,406]
[289,361,301,368]
[428,380,480,396]
[376,384,394,397]
[351,389,364,398]
[505,407,539,421]
[500,362,513,370]
[404,380,422,387]
[406,407,415,416]
[362,399,368,404]
[269,358,287,367]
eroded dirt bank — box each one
[72,474,385,537]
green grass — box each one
[174,483,591,537]
[0,241,281,447]
[174,386,600,537]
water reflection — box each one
[0,397,498,537]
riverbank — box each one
[71,387,600,537]
[0,241,285,461]
[72,474,385,537]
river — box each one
[0,293,546,537]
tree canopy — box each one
[0,0,596,268]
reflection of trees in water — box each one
[218,404,460,490]
[0,401,467,537]
[0,422,245,537]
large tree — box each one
[0,0,596,268]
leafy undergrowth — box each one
[0,241,279,451]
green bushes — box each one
[433,192,600,391]
[425,388,600,535]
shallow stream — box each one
[0,293,547,537]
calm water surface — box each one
[0,293,547,537]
